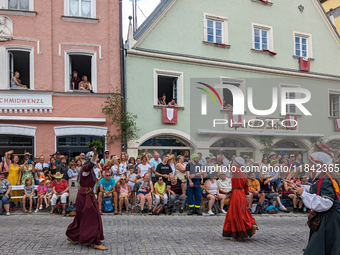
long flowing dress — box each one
[20,164,35,185]
[303,174,340,255]
[223,169,257,238]
[8,163,21,202]
[66,161,104,245]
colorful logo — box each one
[196,82,222,107]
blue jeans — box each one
[271,179,281,191]
[1,193,11,205]
[186,179,202,208]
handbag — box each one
[307,174,323,231]
[224,195,231,205]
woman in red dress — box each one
[223,157,258,241]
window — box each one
[7,49,33,90]
[154,70,183,107]
[220,77,245,110]
[204,14,228,45]
[330,93,340,117]
[293,32,312,58]
[252,23,273,51]
[7,0,30,10]
[0,135,34,158]
[66,0,95,18]
[280,84,301,115]
[65,51,97,92]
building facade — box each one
[125,0,340,162]
[0,0,122,158]
[321,0,340,32]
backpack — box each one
[102,197,114,213]
[251,202,262,214]
[66,203,76,216]
[163,204,173,215]
[152,203,164,215]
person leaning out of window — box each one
[11,71,27,89]
[79,75,93,93]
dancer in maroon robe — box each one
[66,148,107,250]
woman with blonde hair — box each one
[175,155,186,188]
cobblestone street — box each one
[0,214,309,255]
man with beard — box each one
[66,147,107,250]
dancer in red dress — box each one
[222,157,258,241]
[66,148,107,250]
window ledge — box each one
[292,55,315,61]
[202,41,231,48]
[67,90,92,93]
[251,48,276,56]
[251,0,273,6]
[328,116,340,119]
[10,87,30,90]
[61,16,99,23]
[154,105,184,110]
[0,9,37,17]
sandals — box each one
[119,210,122,215]
[148,209,152,215]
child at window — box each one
[23,177,35,213]
[35,178,47,212]
[45,180,53,208]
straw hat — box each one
[53,172,64,179]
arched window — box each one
[210,138,254,159]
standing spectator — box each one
[20,155,35,185]
[198,152,206,166]
[168,157,176,175]
[292,153,304,168]
[0,171,12,215]
[259,156,270,177]
[186,153,205,215]
[137,156,151,178]
[98,170,117,214]
[79,152,86,165]
[50,172,69,214]
[156,155,172,185]
[6,152,21,205]
[22,177,35,213]
[279,152,288,164]
[75,159,82,173]
[0,150,11,179]
[135,158,142,172]
[154,176,168,206]
[219,149,230,166]
[150,151,161,183]
[35,156,48,184]
[136,173,154,215]
[247,172,265,208]
[175,155,187,188]
[116,176,131,214]
[35,178,47,212]
[217,172,232,195]
[100,150,110,166]
[102,160,112,172]
[71,71,80,90]
[118,154,128,178]
[49,157,58,180]
[54,152,61,165]
[67,163,79,180]
[205,156,214,167]
[56,155,69,182]
[204,175,226,215]
[167,173,187,213]
[111,158,120,181]
[127,157,136,167]
[288,154,296,170]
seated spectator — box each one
[79,75,93,92]
[260,174,287,212]
[167,173,187,213]
[247,172,265,208]
[284,176,302,213]
[0,171,12,216]
[269,160,281,191]
[135,173,153,215]
[116,176,131,214]
[71,71,80,90]
[45,180,52,208]
[11,71,27,89]
[127,165,137,210]
[154,176,168,206]
[158,93,167,105]
[168,99,179,108]
[204,175,226,215]
[67,162,78,180]
[300,175,311,192]
[22,177,35,213]
[217,172,231,195]
[35,178,47,212]
[98,170,117,214]
[50,172,69,215]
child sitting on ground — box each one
[23,178,35,213]
[35,178,47,212]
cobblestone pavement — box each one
[0,214,309,255]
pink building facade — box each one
[0,0,122,159]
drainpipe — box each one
[119,0,127,153]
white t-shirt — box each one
[93,167,101,179]
[170,164,176,175]
[138,163,151,177]
[119,162,127,177]
[222,158,230,167]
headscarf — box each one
[308,152,333,166]
[233,157,245,167]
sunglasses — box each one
[105,152,109,154]
[121,178,126,181]
[106,175,110,177]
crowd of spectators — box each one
[0,147,317,216]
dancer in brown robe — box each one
[66,147,107,250]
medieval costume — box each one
[66,151,107,250]
[223,157,257,241]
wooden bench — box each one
[11,185,39,200]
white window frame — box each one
[64,50,97,93]
[64,0,96,19]
[293,32,313,58]
[1,0,34,11]
[252,23,274,51]
[329,89,340,117]
[280,84,301,115]
[203,13,228,45]
[220,77,245,110]
[3,46,35,90]
[154,69,184,107]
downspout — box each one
[119,0,127,152]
